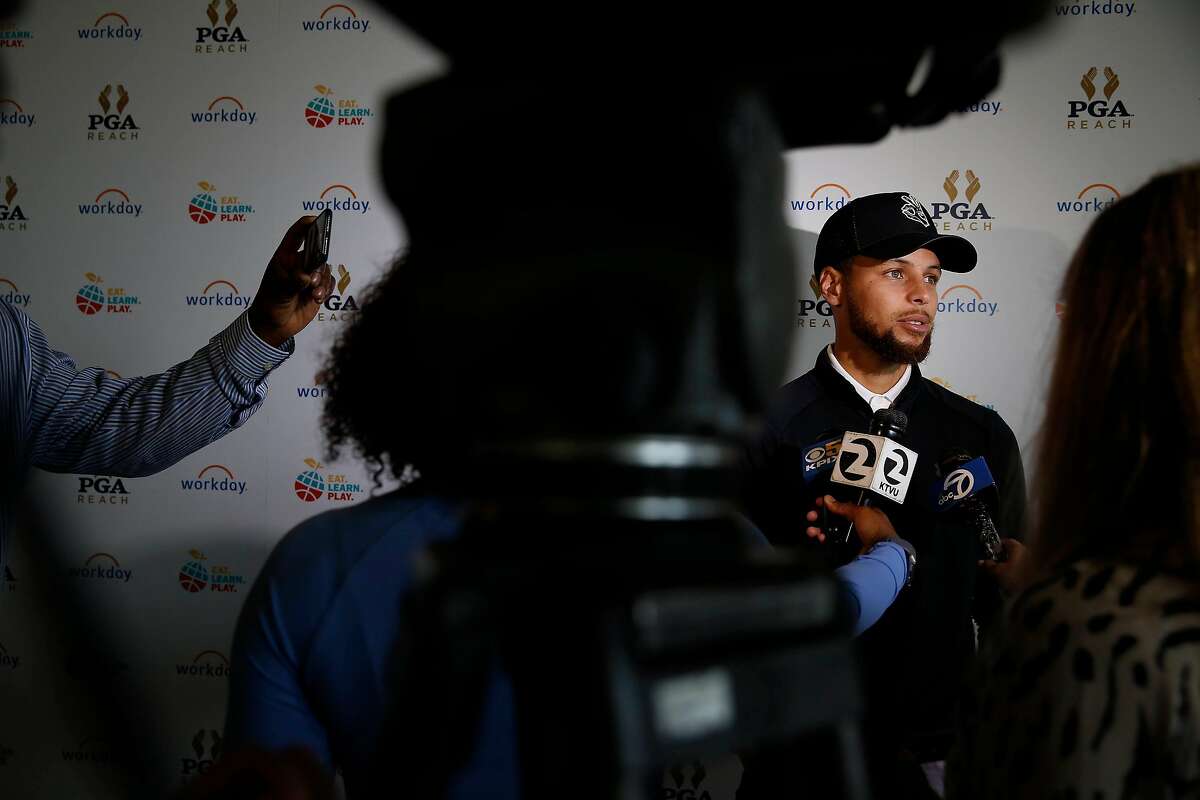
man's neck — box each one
[830,338,908,395]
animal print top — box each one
[948,559,1200,800]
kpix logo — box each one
[0,641,19,670]
[187,181,254,224]
[76,474,131,505]
[176,650,231,679]
[938,284,998,317]
[67,552,133,583]
[78,10,142,41]
[302,183,370,215]
[930,169,993,232]
[185,279,251,309]
[75,272,140,315]
[294,458,363,503]
[79,187,142,218]
[180,464,248,496]
[88,83,139,141]
[196,0,247,54]
[191,95,256,127]
[0,97,35,127]
[319,265,357,321]
[0,278,30,307]
[1056,182,1120,215]
[178,549,246,594]
[0,175,28,231]
[304,84,372,129]
[790,182,851,214]
[0,21,32,48]
[301,4,372,33]
[180,729,223,781]
[1067,66,1133,130]
[797,274,832,329]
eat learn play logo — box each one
[294,458,362,503]
[75,273,140,315]
[178,549,245,594]
[304,84,372,128]
[188,181,254,224]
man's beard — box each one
[846,292,933,365]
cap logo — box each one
[899,194,930,227]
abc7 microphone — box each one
[827,409,919,545]
[932,448,1006,562]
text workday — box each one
[77,11,142,41]
[78,187,142,217]
[191,95,256,126]
[1056,183,1120,214]
[0,98,34,127]
[185,280,250,308]
[790,182,851,213]
[302,183,369,214]
[180,465,248,495]
[301,4,371,32]
[66,552,133,583]
[937,285,998,317]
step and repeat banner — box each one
[1,1,1199,796]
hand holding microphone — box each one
[827,408,919,544]
[806,494,898,551]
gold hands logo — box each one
[1081,66,1120,100]
[944,170,982,202]
[943,169,960,202]
[336,265,351,295]
[98,85,129,113]
[207,0,237,26]
[4,176,16,205]
[808,274,821,299]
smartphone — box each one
[303,209,333,271]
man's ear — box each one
[819,265,844,308]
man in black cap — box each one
[744,191,1026,797]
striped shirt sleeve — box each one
[19,306,292,477]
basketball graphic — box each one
[178,559,209,593]
[305,95,335,128]
[76,283,104,315]
[188,192,217,224]
[294,469,324,502]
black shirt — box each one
[744,347,1027,761]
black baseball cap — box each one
[814,191,977,273]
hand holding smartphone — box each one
[303,209,333,271]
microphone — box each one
[932,448,1006,562]
[827,409,919,543]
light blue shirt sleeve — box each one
[835,541,908,636]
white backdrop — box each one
[1,1,1199,796]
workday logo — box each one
[937,284,998,318]
[66,552,133,583]
[0,97,35,127]
[0,278,31,307]
[957,98,1003,116]
[77,10,142,41]
[930,169,993,232]
[302,183,370,215]
[789,182,851,215]
[304,84,373,129]
[1054,1,1136,17]
[185,279,251,310]
[175,650,231,679]
[296,372,327,401]
[179,464,248,496]
[1056,182,1120,215]
[301,4,372,33]
[79,187,143,218]
[1067,66,1133,130]
[191,95,257,127]
[87,83,140,142]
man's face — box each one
[840,248,942,365]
